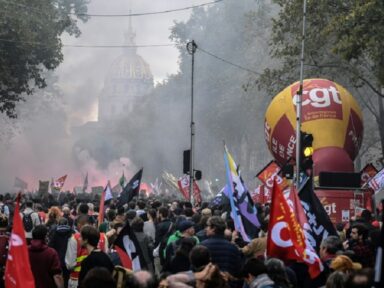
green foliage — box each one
[0,0,89,118]
[257,0,384,162]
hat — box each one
[201,208,212,217]
[330,255,362,272]
[178,220,194,232]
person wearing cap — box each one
[330,255,362,274]
[163,220,199,271]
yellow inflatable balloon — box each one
[264,79,363,174]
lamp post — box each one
[187,40,197,203]
[295,0,307,189]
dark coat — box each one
[201,235,243,277]
[155,219,172,247]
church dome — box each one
[107,51,153,81]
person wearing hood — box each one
[49,218,73,288]
[29,224,64,288]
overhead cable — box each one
[197,47,261,75]
[0,0,223,18]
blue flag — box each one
[224,145,260,242]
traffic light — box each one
[300,131,313,171]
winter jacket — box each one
[201,235,243,277]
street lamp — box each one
[187,40,197,203]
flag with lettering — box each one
[224,145,260,242]
[4,194,35,288]
[298,177,337,251]
[368,167,384,194]
[267,180,323,279]
[117,168,143,207]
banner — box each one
[177,175,201,204]
[256,160,288,192]
[250,184,271,204]
[224,145,260,242]
[298,178,337,251]
[360,163,378,186]
[38,180,50,195]
[91,186,104,195]
[177,175,189,200]
[368,167,384,194]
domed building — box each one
[98,21,153,122]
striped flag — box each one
[224,145,260,242]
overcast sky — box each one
[57,0,214,125]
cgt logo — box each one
[271,221,320,265]
[293,85,342,108]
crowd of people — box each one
[0,192,382,288]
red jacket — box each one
[29,239,62,288]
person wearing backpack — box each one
[21,201,41,244]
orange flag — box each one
[5,194,35,288]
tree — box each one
[256,0,384,163]
[0,0,89,118]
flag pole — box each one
[187,40,197,203]
[295,0,307,189]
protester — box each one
[78,226,114,286]
[0,214,9,288]
[343,223,374,267]
[200,216,243,278]
[21,200,41,243]
[131,216,154,274]
[242,257,276,288]
[49,217,73,288]
[81,267,115,288]
[28,225,64,288]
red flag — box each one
[192,181,202,206]
[177,175,191,200]
[177,175,202,205]
[5,194,35,288]
[267,181,323,279]
[53,174,67,190]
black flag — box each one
[114,221,145,271]
[117,168,143,207]
[298,177,337,251]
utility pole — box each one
[295,0,307,189]
[187,40,197,202]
